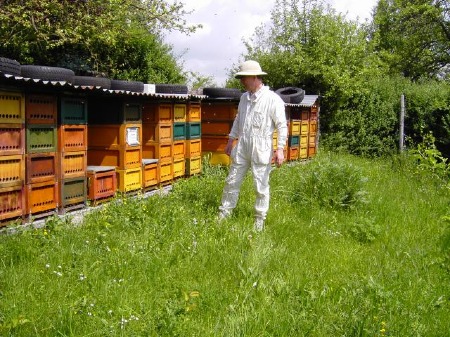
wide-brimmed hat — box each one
[234,60,267,78]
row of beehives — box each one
[0,90,318,226]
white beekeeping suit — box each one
[218,60,287,231]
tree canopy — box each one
[0,0,200,83]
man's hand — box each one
[274,148,284,167]
[225,138,234,156]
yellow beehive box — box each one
[186,156,201,175]
[173,157,185,178]
[202,151,230,166]
[116,167,142,192]
[289,120,301,136]
[0,91,25,124]
[173,104,187,123]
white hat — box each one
[234,60,267,78]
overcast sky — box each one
[165,0,377,86]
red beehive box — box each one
[86,166,117,204]
[201,121,232,136]
[26,152,58,184]
[25,94,57,125]
[201,102,237,120]
[0,123,25,156]
[0,185,25,224]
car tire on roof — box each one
[20,65,75,82]
[202,87,243,99]
[110,79,144,92]
[73,75,112,89]
[0,57,21,76]
[275,87,305,104]
[155,83,188,94]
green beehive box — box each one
[288,135,300,147]
[26,124,58,153]
[59,96,88,124]
[60,176,87,208]
[186,122,201,140]
[173,122,186,140]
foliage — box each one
[409,132,450,183]
[0,0,200,82]
[371,0,450,80]
[1,153,449,336]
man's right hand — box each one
[225,138,234,156]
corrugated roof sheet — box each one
[0,73,204,100]
[0,72,318,105]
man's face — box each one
[240,76,260,93]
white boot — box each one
[254,218,265,232]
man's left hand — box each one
[274,148,284,167]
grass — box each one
[0,152,449,336]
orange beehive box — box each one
[158,160,173,184]
[309,120,318,134]
[0,154,25,188]
[26,181,58,215]
[58,124,88,152]
[116,167,142,192]
[88,147,142,170]
[310,106,318,120]
[201,121,232,135]
[0,91,25,124]
[60,151,87,179]
[308,144,317,158]
[142,159,159,189]
[288,147,299,161]
[309,133,317,146]
[185,156,201,176]
[88,124,141,149]
[86,166,117,203]
[172,140,186,159]
[25,94,57,125]
[173,157,185,178]
[201,135,229,152]
[0,123,25,156]
[173,104,187,123]
[142,102,173,124]
[185,139,201,158]
[142,141,173,162]
[142,123,173,144]
[187,102,201,122]
[201,102,237,120]
[0,185,24,224]
[26,152,58,184]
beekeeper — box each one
[218,60,288,231]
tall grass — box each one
[1,152,449,336]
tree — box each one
[371,0,450,80]
[0,0,200,82]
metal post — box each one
[399,94,405,152]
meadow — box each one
[1,152,449,336]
